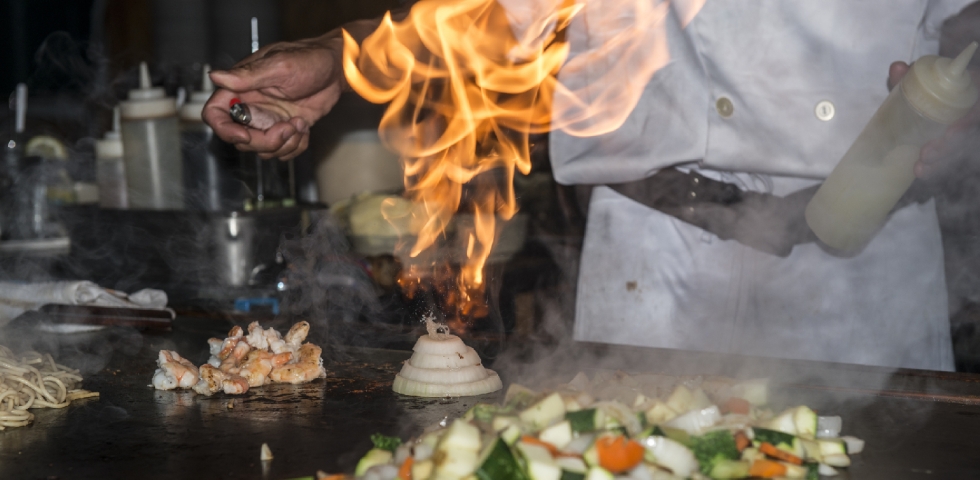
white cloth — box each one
[0,281,172,325]
[550,0,971,371]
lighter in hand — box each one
[229,98,277,131]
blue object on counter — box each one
[234,297,279,315]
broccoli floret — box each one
[370,433,402,452]
[689,430,740,475]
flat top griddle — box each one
[2,318,979,479]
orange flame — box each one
[343,0,699,317]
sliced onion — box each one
[398,363,491,385]
[392,370,502,397]
[412,333,468,355]
[842,435,865,454]
[408,348,482,369]
[663,405,721,435]
[817,415,842,438]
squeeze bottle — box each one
[805,42,979,252]
[120,62,184,209]
[95,107,128,208]
[180,65,242,211]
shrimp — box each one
[222,375,250,395]
[283,321,310,351]
[219,340,251,375]
[193,364,227,395]
[152,350,200,390]
[245,321,288,353]
[205,325,246,368]
[269,343,326,384]
[240,350,274,387]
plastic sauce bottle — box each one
[180,65,242,211]
[805,42,979,252]
[120,62,184,209]
[96,107,128,208]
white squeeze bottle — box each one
[120,62,184,209]
[805,42,979,252]
[95,107,127,208]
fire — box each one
[342,0,699,319]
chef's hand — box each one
[203,36,346,160]
[889,61,980,178]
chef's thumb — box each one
[208,69,254,92]
[888,61,910,91]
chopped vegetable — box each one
[467,403,507,423]
[747,459,787,478]
[640,435,698,478]
[708,459,750,479]
[721,397,751,415]
[539,421,574,449]
[398,456,414,480]
[733,430,751,452]
[521,435,561,457]
[346,372,862,480]
[689,430,740,475]
[759,442,803,465]
[260,443,274,461]
[594,435,644,474]
[371,433,403,452]
[521,393,567,430]
[355,449,393,477]
[842,435,865,454]
[566,408,601,433]
[663,405,721,434]
[816,415,842,438]
[517,440,562,480]
[477,439,529,480]
[730,378,769,406]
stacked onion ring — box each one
[392,322,501,397]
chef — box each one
[204,1,979,371]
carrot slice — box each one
[595,435,644,474]
[722,397,752,415]
[398,456,414,480]
[759,442,804,465]
[733,430,751,452]
[748,459,788,478]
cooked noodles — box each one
[0,345,99,429]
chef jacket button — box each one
[815,100,835,121]
[716,97,734,118]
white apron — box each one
[548,0,970,371]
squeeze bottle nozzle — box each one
[903,41,979,124]
[14,83,27,133]
[180,65,215,122]
[96,107,123,159]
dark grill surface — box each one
[2,319,980,479]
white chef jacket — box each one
[548,0,973,371]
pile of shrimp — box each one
[151,321,326,396]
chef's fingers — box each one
[888,61,910,91]
[264,118,310,160]
[236,122,299,156]
[203,88,251,145]
[211,45,322,97]
[264,132,303,160]
[281,133,311,161]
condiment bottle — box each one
[0,84,27,239]
[95,107,128,208]
[180,65,242,211]
[805,43,979,252]
[120,62,184,209]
